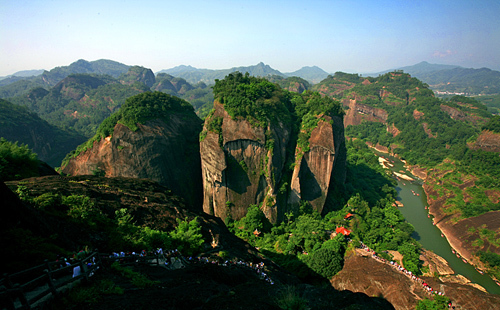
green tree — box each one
[0,138,39,181]
[170,217,204,256]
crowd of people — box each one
[358,242,456,308]
[105,248,275,285]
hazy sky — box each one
[1,0,499,76]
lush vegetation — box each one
[213,72,293,127]
[0,138,40,181]
[416,295,451,310]
[4,188,205,272]
[228,138,421,280]
[343,72,500,220]
[482,115,500,133]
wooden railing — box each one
[0,252,102,310]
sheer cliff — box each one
[200,73,346,223]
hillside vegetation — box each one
[330,71,500,277]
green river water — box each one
[375,151,500,295]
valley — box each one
[1,59,500,309]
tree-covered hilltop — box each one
[207,73,423,281]
[212,72,294,127]
[311,72,364,99]
[0,99,86,166]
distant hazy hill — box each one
[418,67,500,95]
[368,61,500,96]
[284,66,329,84]
[368,61,460,77]
[0,59,130,98]
[158,62,285,85]
[0,69,45,82]
[41,59,130,86]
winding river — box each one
[376,151,500,295]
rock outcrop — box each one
[331,250,500,310]
[61,93,203,210]
[343,98,388,127]
[468,130,500,153]
[288,115,346,215]
[201,100,346,223]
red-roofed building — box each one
[336,227,351,236]
[344,213,354,220]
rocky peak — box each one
[201,74,346,223]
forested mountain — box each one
[7,66,214,139]
[4,67,500,309]
[0,99,85,166]
[0,59,130,98]
[325,71,500,280]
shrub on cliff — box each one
[213,72,293,127]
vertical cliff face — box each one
[288,115,346,215]
[201,96,346,223]
[343,98,388,127]
[61,92,203,210]
[201,101,291,223]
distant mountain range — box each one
[1,59,499,99]
[369,61,500,95]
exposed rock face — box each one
[331,250,500,310]
[440,104,467,121]
[61,116,203,210]
[288,116,346,215]
[468,130,500,153]
[343,98,388,127]
[201,101,346,223]
[201,101,291,223]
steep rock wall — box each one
[288,115,346,215]
[343,99,388,127]
[200,101,290,223]
[61,116,203,210]
[201,101,347,223]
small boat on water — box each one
[441,234,444,237]
[452,249,455,254]
[462,258,467,263]
[475,268,484,275]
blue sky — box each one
[1,0,499,76]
